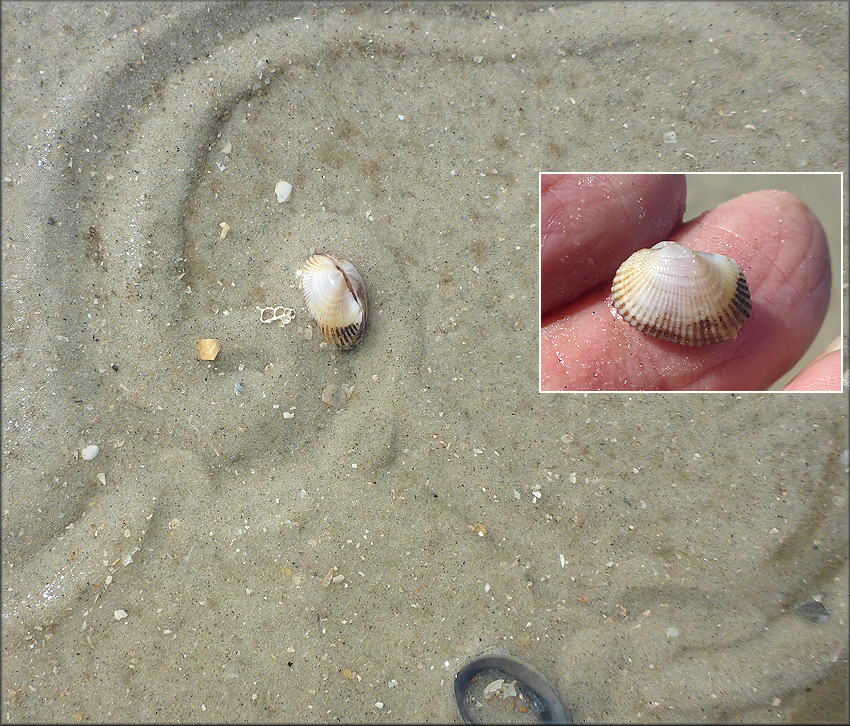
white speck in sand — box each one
[666,627,679,638]
[81,444,99,461]
[114,609,128,620]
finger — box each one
[782,337,843,391]
[540,173,687,317]
[541,190,831,391]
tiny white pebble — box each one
[275,180,293,203]
[375,702,384,709]
[81,444,99,461]
[283,411,294,419]
[666,627,679,638]
[114,609,128,620]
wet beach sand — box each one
[2,2,848,722]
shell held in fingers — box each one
[301,253,367,349]
[611,240,751,346]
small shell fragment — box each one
[301,254,367,349]
[483,678,505,697]
[275,180,292,203]
[259,306,295,325]
[321,384,348,408]
[81,444,99,461]
[612,240,751,346]
[197,338,221,361]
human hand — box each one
[540,173,838,391]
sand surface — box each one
[2,2,848,722]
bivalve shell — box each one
[612,241,751,346]
[301,254,367,349]
[454,653,571,724]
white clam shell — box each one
[611,241,751,346]
[301,253,367,349]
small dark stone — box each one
[794,600,829,624]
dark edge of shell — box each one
[454,654,572,724]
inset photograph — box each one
[539,172,843,392]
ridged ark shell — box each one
[611,240,751,346]
[301,253,367,349]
